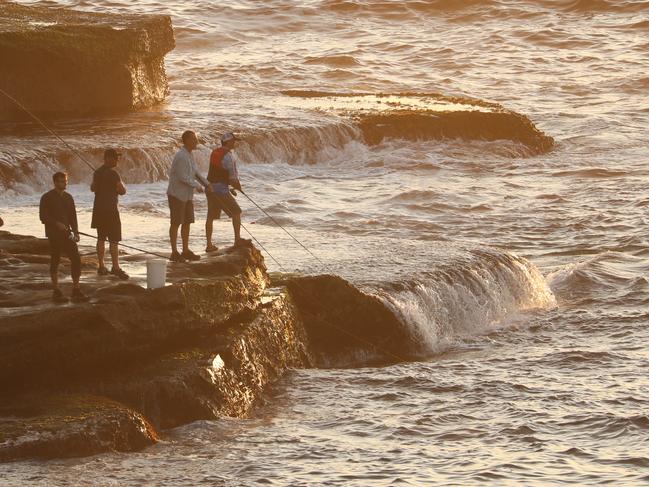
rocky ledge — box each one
[0,1,175,120]
[0,231,413,462]
[281,91,554,155]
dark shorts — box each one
[206,192,222,220]
[92,211,122,242]
[48,234,81,280]
[168,194,195,225]
[207,191,241,219]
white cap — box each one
[221,132,239,143]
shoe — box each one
[110,267,129,280]
[234,238,252,248]
[181,250,201,261]
[71,288,89,302]
[205,244,218,253]
[52,289,68,303]
[170,252,186,263]
[97,266,109,276]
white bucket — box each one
[146,258,167,289]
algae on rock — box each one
[0,1,175,120]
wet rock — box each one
[0,394,157,462]
[357,110,554,155]
[0,230,50,255]
[276,274,418,366]
[0,1,175,120]
[280,91,554,155]
[90,292,314,429]
[0,232,270,392]
[0,229,415,462]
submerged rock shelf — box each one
[280,91,554,155]
[0,231,409,462]
[0,1,175,120]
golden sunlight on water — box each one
[1,0,649,485]
[277,92,494,113]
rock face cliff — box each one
[0,1,175,120]
[0,231,413,462]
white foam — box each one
[379,252,556,353]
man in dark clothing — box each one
[91,148,128,279]
[39,172,86,302]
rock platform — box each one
[0,1,175,120]
[0,230,410,462]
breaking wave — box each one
[0,95,553,195]
[377,249,556,353]
[280,248,555,365]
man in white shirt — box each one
[167,130,211,262]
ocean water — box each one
[1,0,649,485]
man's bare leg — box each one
[206,218,214,249]
[97,239,106,269]
[233,214,242,243]
[181,223,191,254]
[170,223,180,254]
[109,241,119,270]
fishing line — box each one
[2,88,406,362]
[240,189,328,269]
[78,231,170,260]
[1,87,279,265]
[240,221,286,271]
[0,87,97,172]
[208,192,286,271]
[236,194,408,362]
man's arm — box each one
[175,153,204,189]
[39,193,50,225]
[224,156,242,191]
[195,170,209,188]
[115,172,126,195]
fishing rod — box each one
[235,192,409,362]
[239,189,328,269]
[0,87,97,172]
[3,88,406,363]
[78,231,170,260]
[240,221,286,271]
[1,88,281,266]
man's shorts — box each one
[168,194,195,225]
[92,211,122,242]
[206,192,222,221]
[207,191,241,219]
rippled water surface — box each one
[1,0,649,485]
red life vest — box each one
[207,147,230,184]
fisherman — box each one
[205,132,251,250]
[91,148,128,279]
[39,172,87,302]
[167,130,212,262]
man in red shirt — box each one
[205,132,250,251]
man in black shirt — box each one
[91,148,128,279]
[39,172,86,302]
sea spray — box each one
[377,250,556,353]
